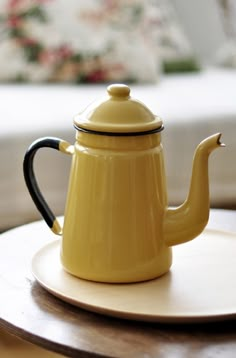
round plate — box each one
[31,229,236,323]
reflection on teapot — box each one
[23,84,224,283]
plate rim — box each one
[31,228,236,323]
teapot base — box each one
[61,250,172,284]
[63,266,171,284]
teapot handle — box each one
[23,137,74,235]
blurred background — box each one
[0,0,232,83]
[0,0,235,231]
[0,1,236,356]
[1,0,236,232]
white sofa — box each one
[1,67,236,230]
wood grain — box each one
[0,209,236,358]
[0,327,62,358]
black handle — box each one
[23,137,73,235]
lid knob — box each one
[107,84,130,99]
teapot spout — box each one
[164,133,225,247]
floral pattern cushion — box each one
[0,0,160,83]
[0,0,198,84]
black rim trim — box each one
[74,124,164,136]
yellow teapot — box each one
[23,84,224,283]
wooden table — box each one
[0,209,236,358]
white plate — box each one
[32,229,236,323]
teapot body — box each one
[61,131,172,282]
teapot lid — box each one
[74,84,163,135]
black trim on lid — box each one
[74,124,164,136]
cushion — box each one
[0,0,199,85]
[153,0,199,73]
[215,0,236,67]
[0,0,158,83]
[169,0,227,66]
